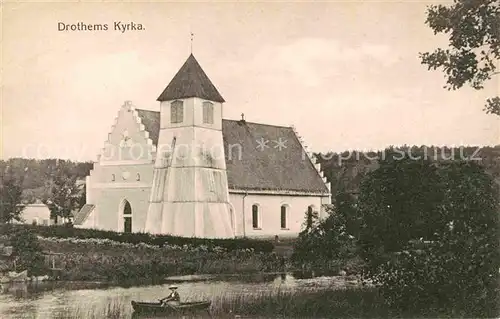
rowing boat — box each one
[131,300,211,315]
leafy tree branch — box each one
[420,0,500,115]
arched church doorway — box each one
[121,199,132,233]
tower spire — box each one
[157,53,225,102]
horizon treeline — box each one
[317,145,500,196]
[2,145,500,203]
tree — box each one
[0,158,92,205]
[357,154,444,266]
[358,154,500,316]
[334,187,361,240]
[44,161,81,224]
[77,183,86,210]
[0,168,25,223]
[302,207,320,233]
[420,0,500,115]
[292,205,360,273]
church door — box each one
[123,200,132,233]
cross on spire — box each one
[190,32,194,54]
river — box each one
[0,273,362,319]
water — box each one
[0,273,362,319]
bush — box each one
[358,156,500,317]
[1,224,274,253]
[37,236,280,282]
[292,205,361,272]
[9,228,47,276]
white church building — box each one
[74,54,331,238]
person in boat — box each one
[160,285,180,306]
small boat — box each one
[131,300,211,315]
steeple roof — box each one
[157,54,225,103]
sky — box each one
[2,0,499,162]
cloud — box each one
[227,37,396,88]
[270,38,395,65]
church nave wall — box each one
[228,193,326,239]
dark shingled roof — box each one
[134,109,329,194]
[222,120,328,193]
[157,54,225,103]
[136,109,160,145]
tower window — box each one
[203,101,214,124]
[171,100,184,124]
[136,173,140,181]
[252,204,260,229]
[111,174,115,182]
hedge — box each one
[0,224,275,253]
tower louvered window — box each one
[203,102,214,124]
[171,100,184,123]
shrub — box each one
[358,156,500,317]
[1,224,274,253]
[292,205,360,271]
[9,228,47,276]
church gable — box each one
[99,101,156,163]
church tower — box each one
[144,54,234,238]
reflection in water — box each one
[2,282,28,299]
[130,314,213,319]
[0,273,360,319]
